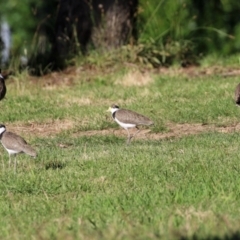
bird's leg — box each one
[126,129,132,145]
[1,156,4,172]
[14,155,17,174]
[8,154,11,168]
[131,126,141,141]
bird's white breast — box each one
[7,149,20,155]
[114,117,136,129]
[1,143,20,155]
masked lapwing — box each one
[107,104,154,144]
[0,69,6,101]
[0,124,37,173]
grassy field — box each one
[1,62,240,239]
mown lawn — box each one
[0,65,240,239]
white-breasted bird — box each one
[0,124,37,173]
[107,104,154,144]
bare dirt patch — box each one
[73,122,240,140]
[7,119,75,138]
[6,120,240,141]
[3,64,239,105]
[27,64,123,88]
[9,64,240,89]
[155,65,240,79]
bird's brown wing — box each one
[2,132,36,157]
[2,132,28,151]
[115,109,154,125]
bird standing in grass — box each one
[107,104,154,144]
[0,124,37,173]
[0,69,6,100]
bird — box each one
[235,83,240,106]
[107,104,154,144]
[0,124,37,173]
[0,69,6,100]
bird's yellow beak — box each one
[106,107,112,112]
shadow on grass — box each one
[181,232,240,240]
[45,160,66,170]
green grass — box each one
[1,67,240,239]
[1,134,240,239]
[3,69,240,127]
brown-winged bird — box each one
[107,104,154,145]
[0,124,37,173]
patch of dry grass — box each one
[6,119,75,138]
[115,70,153,86]
[4,118,240,143]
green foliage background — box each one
[0,0,240,64]
[139,0,240,55]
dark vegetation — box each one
[0,0,240,73]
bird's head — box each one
[0,124,6,135]
[107,104,120,113]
